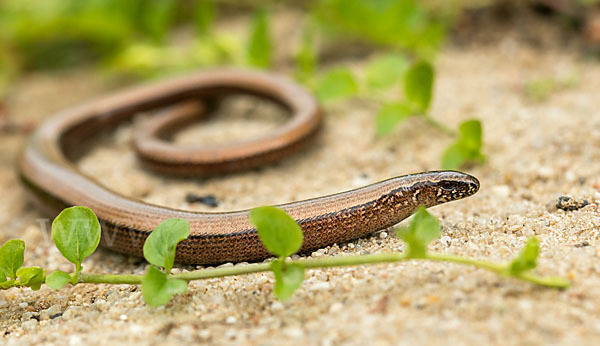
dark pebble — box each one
[556,196,589,211]
[186,193,219,207]
[50,313,63,319]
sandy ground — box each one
[1,17,600,346]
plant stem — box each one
[427,253,570,289]
[80,273,143,285]
[423,115,456,136]
[77,252,569,289]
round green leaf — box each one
[441,119,486,170]
[271,260,305,301]
[0,280,15,289]
[0,239,25,280]
[143,219,190,273]
[315,68,358,102]
[441,143,465,170]
[142,266,188,307]
[397,206,440,258]
[45,270,72,290]
[458,119,483,152]
[16,267,45,290]
[366,53,408,91]
[250,206,303,258]
[509,237,540,275]
[375,102,412,137]
[51,206,101,267]
[404,60,434,113]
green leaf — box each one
[404,60,434,113]
[397,206,441,258]
[250,206,303,258]
[140,0,176,43]
[0,280,14,289]
[441,143,463,171]
[142,266,188,307]
[45,270,72,290]
[16,267,45,290]
[459,119,483,152]
[375,102,413,137]
[294,23,317,82]
[270,259,304,301]
[313,0,444,56]
[441,119,486,170]
[0,239,25,280]
[195,0,215,34]
[51,206,101,270]
[509,237,540,275]
[366,53,408,91]
[143,219,190,273]
[315,67,358,102]
[247,9,271,68]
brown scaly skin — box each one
[18,69,480,265]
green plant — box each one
[313,0,445,57]
[374,60,435,136]
[315,67,359,102]
[442,119,486,170]
[365,53,409,91]
[0,205,569,307]
[0,239,44,290]
[294,22,318,83]
[247,9,272,68]
[363,59,486,170]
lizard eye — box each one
[439,181,455,191]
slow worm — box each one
[18,69,480,264]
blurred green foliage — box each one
[441,119,486,170]
[524,74,578,103]
[0,0,218,76]
[0,0,447,78]
[0,0,485,170]
[315,67,358,102]
[365,53,409,91]
[313,0,446,57]
[247,9,272,68]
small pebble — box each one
[62,307,77,320]
[225,329,237,339]
[538,166,554,179]
[556,196,589,211]
[594,191,600,204]
[308,282,331,291]
[329,302,343,313]
[271,301,284,312]
[491,185,510,198]
[69,335,83,346]
[440,235,452,246]
[283,327,304,338]
[199,329,211,340]
[21,319,38,332]
[226,316,237,324]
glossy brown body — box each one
[18,69,480,264]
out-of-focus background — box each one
[0,0,598,103]
[2,1,600,345]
